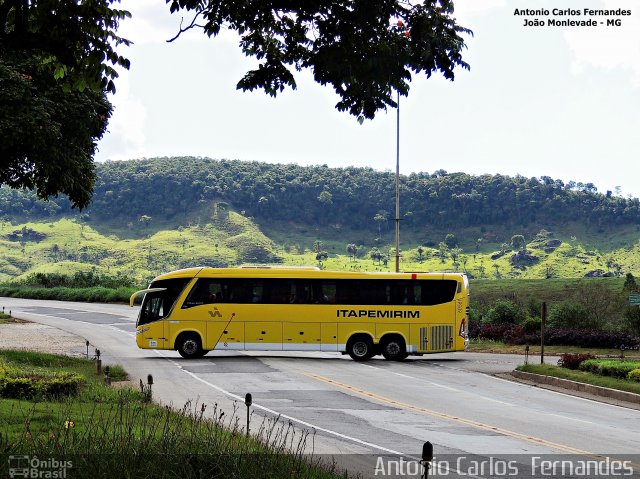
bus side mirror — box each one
[422,441,433,462]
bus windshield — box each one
[137,278,191,326]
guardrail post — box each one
[245,393,252,436]
[421,441,433,479]
[95,349,102,375]
[540,302,546,365]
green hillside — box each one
[0,215,637,285]
[0,157,639,283]
[0,214,281,284]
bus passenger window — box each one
[183,280,223,307]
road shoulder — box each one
[498,371,640,410]
[0,320,89,357]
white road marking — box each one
[154,350,406,456]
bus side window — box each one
[297,283,312,304]
[321,282,336,303]
[413,285,421,304]
[183,279,222,307]
[422,280,457,306]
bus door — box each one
[136,290,170,349]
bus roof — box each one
[151,266,467,282]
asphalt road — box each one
[2,297,640,479]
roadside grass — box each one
[469,339,640,358]
[0,285,136,303]
[516,363,640,395]
[0,350,348,479]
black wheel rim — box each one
[183,339,198,355]
[353,341,368,357]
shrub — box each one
[469,326,640,349]
[623,305,640,336]
[0,371,85,399]
[470,323,524,344]
[526,298,542,317]
[523,316,541,333]
[628,369,640,382]
[0,285,137,303]
[548,301,601,330]
[469,307,483,326]
[557,353,596,370]
[42,374,85,397]
[21,271,137,289]
[0,377,37,399]
[484,300,526,325]
[579,359,640,379]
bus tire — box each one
[176,333,204,359]
[347,335,374,361]
[381,336,408,361]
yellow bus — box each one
[131,266,469,361]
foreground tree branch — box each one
[167,0,472,120]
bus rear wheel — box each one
[381,337,408,361]
[347,336,374,361]
[176,333,204,359]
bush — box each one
[628,369,640,382]
[0,377,37,399]
[523,316,541,333]
[470,323,525,344]
[623,305,640,335]
[557,353,596,370]
[484,300,526,325]
[468,325,640,349]
[469,307,483,326]
[0,371,85,399]
[21,271,137,289]
[0,285,136,303]
[548,301,601,329]
[579,359,640,379]
[526,298,542,317]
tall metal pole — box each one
[395,90,401,273]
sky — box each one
[97,0,640,199]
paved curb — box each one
[511,370,640,405]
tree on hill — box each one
[510,234,526,252]
[444,233,458,249]
[374,211,389,236]
[370,247,383,265]
[3,158,640,235]
[623,273,638,292]
[166,0,472,121]
[346,243,359,262]
[0,0,131,209]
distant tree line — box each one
[1,157,639,232]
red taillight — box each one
[411,273,417,280]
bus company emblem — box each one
[208,307,223,318]
[336,309,420,319]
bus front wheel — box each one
[381,336,408,361]
[176,333,205,359]
[347,336,374,361]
